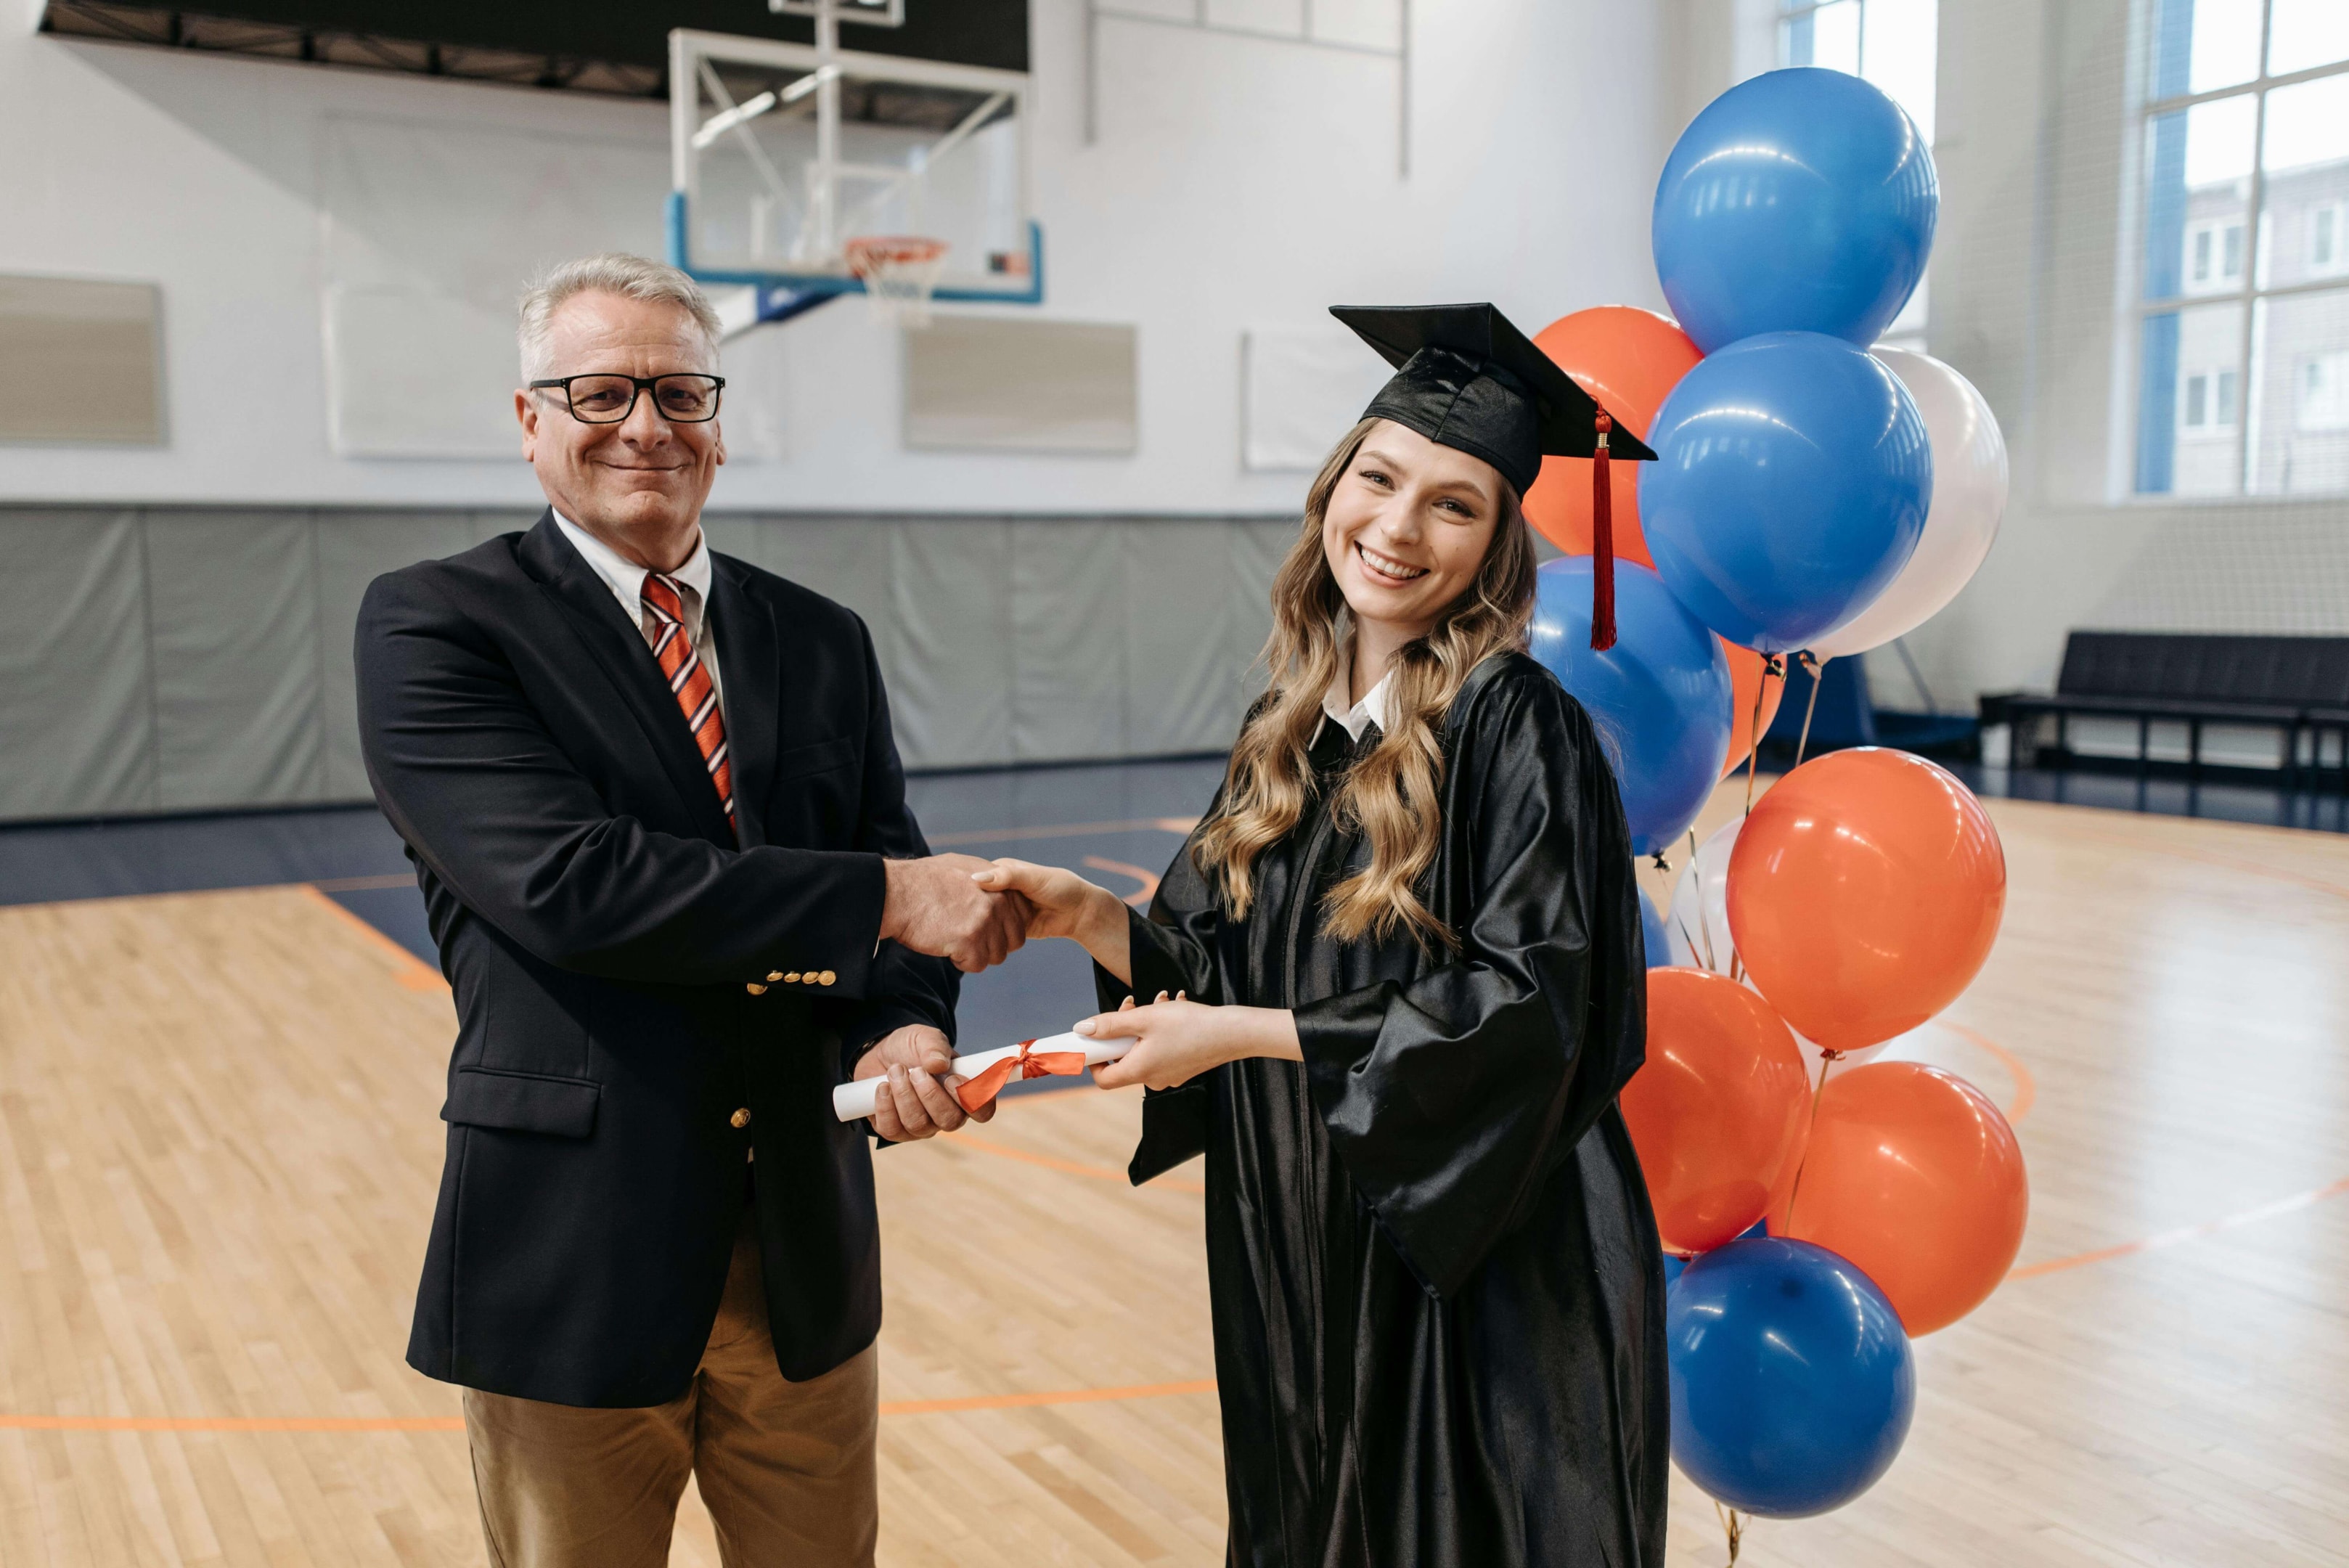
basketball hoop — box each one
[844,235,949,327]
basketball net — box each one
[843,235,949,328]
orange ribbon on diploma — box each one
[952,1038,1092,1113]
[830,1030,1128,1123]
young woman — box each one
[977,303,1666,1568]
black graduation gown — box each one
[1095,651,1667,1568]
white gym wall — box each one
[0,0,1673,513]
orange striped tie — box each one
[640,574,734,836]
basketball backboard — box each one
[667,7,1041,329]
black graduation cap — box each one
[1331,302,1654,650]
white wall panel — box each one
[0,0,1669,510]
[1243,323,1388,470]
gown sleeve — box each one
[1293,670,1646,1299]
[1095,788,1233,1184]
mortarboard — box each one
[1331,302,1654,650]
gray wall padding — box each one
[0,506,1295,822]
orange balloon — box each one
[1523,306,1702,562]
[1768,1062,2027,1334]
[1728,748,2006,1052]
[1619,968,1813,1255]
[1719,642,1786,778]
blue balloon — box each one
[1653,68,1938,351]
[1529,558,1731,857]
[1669,1238,1916,1519]
[1662,1251,1686,1289]
[1638,887,1672,969]
[1643,332,1932,654]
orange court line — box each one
[0,1381,1220,1434]
[1082,854,1163,909]
[928,816,1198,849]
[1930,1020,2036,1123]
[297,883,449,992]
[955,1132,1206,1195]
[0,1414,465,1432]
[878,1379,1216,1417]
[2008,1172,2349,1281]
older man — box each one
[356,253,1016,1567]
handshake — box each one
[878,853,1114,973]
[861,853,1127,1143]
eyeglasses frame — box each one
[527,372,728,425]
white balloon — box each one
[1664,819,1741,974]
[1808,348,2009,659]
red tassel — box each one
[1590,410,1617,652]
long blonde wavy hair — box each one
[1190,417,1538,950]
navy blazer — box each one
[356,512,957,1406]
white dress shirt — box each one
[551,510,726,721]
[553,513,765,1158]
[1320,668,1397,744]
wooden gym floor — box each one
[1,777,2345,1567]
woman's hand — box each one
[972,858,1134,983]
[1082,992,1302,1091]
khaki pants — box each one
[463,1206,879,1568]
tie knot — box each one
[641,573,687,622]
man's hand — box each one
[852,1024,994,1140]
[973,858,1134,985]
[881,854,1029,973]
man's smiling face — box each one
[517,289,725,571]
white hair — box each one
[518,253,722,379]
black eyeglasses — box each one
[528,373,725,425]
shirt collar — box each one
[551,509,713,613]
[1320,668,1397,744]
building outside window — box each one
[1776,0,1939,348]
[2303,351,2349,430]
[2131,0,2349,498]
[2309,202,2345,275]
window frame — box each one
[1776,0,1935,349]
[2128,0,2349,497]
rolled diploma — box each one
[830,1031,1129,1122]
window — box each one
[2186,219,2246,288]
[2313,203,2346,274]
[2303,351,2349,430]
[2182,367,2239,431]
[1778,0,1938,346]
[2131,0,2349,497]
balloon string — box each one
[1714,1500,1744,1566]
[1741,656,1781,818]
[1741,682,1764,816]
[1730,663,1777,987]
[1782,1047,1839,1233]
[1678,828,1715,972]
[1792,652,1828,769]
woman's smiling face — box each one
[1321,419,1506,644]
